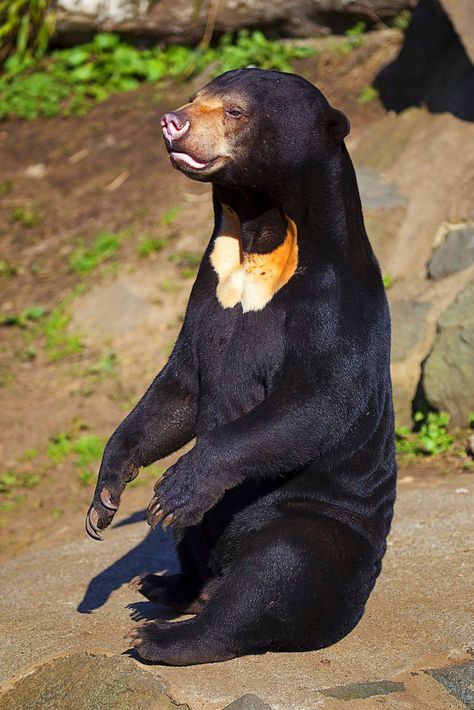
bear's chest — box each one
[210,214,298,313]
[195,303,284,425]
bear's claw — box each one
[85,505,103,541]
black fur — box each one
[86,69,396,665]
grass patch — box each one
[0,179,14,195]
[161,278,180,294]
[137,236,168,258]
[10,204,40,227]
[170,250,201,278]
[47,431,105,486]
[69,231,128,275]
[0,470,40,495]
[0,31,314,120]
[42,296,83,360]
[0,305,46,328]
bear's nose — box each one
[161,112,190,142]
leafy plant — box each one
[382,274,394,289]
[345,21,366,47]
[215,30,314,74]
[395,411,454,457]
[0,31,314,120]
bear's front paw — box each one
[146,460,220,530]
[85,486,120,541]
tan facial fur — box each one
[211,204,299,312]
[172,91,245,166]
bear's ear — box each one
[324,107,351,142]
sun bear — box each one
[85,68,396,665]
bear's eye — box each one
[226,108,243,118]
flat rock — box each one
[71,278,150,338]
[1,652,184,710]
[423,280,474,427]
[428,226,474,279]
[0,476,473,709]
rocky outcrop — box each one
[53,0,416,45]
[351,107,474,426]
[423,283,474,428]
[375,0,474,121]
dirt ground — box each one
[0,29,470,561]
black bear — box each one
[85,68,396,665]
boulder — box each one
[53,0,416,45]
[423,281,474,428]
[428,225,474,279]
[1,652,184,710]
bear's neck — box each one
[213,146,374,274]
[273,145,375,272]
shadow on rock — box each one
[127,600,177,623]
[375,0,474,121]
[77,511,179,614]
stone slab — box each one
[0,477,473,709]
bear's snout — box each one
[161,112,190,143]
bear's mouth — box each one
[169,150,212,171]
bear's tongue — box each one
[171,151,207,170]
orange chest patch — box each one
[210,206,298,312]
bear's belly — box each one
[194,306,284,432]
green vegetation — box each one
[69,230,128,275]
[10,204,39,226]
[395,411,454,457]
[47,431,104,485]
[161,278,180,294]
[162,207,179,226]
[170,250,201,278]
[41,295,83,360]
[0,259,18,277]
[335,22,367,55]
[89,351,119,375]
[0,305,45,327]
[382,274,394,289]
[0,178,13,194]
[0,31,314,120]
[0,0,55,64]
[357,86,379,105]
[0,469,40,494]
[392,11,411,32]
[137,235,168,258]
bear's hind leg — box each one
[126,515,376,665]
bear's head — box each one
[161,68,350,192]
